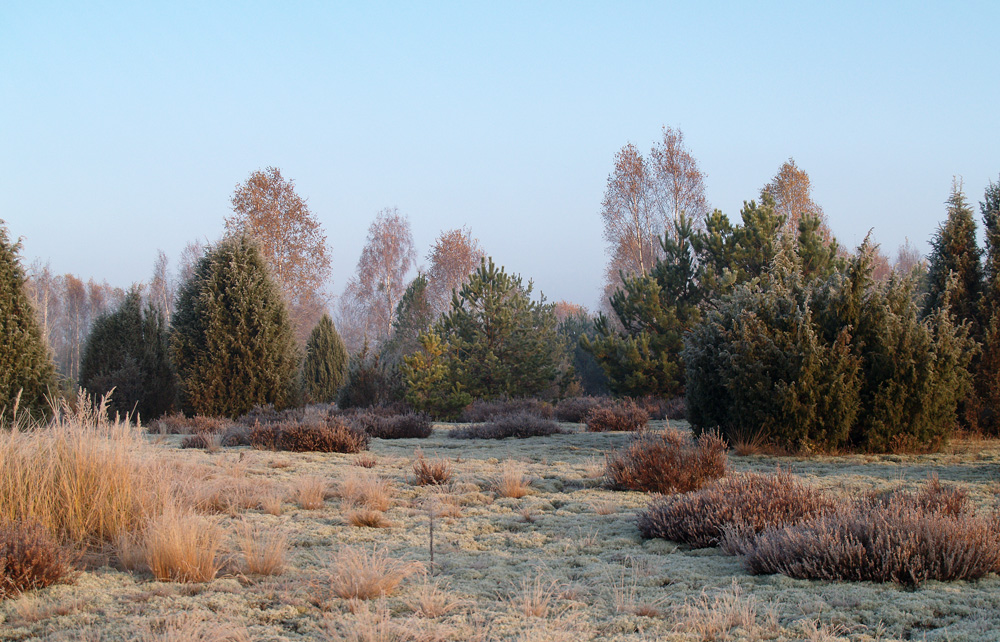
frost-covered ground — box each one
[3,421,1000,641]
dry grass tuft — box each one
[339,470,393,511]
[0,394,171,548]
[327,545,424,600]
[295,475,330,510]
[0,520,72,598]
[258,488,285,516]
[347,509,391,528]
[605,428,727,494]
[741,480,1000,585]
[585,399,648,432]
[405,576,470,618]
[674,580,776,640]
[591,500,617,516]
[639,469,834,548]
[490,460,533,498]
[354,453,378,468]
[137,614,251,641]
[142,506,224,583]
[510,571,561,618]
[412,451,454,486]
[235,520,286,576]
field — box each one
[3,419,1000,642]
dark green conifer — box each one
[976,176,1000,432]
[924,181,983,327]
[170,235,300,418]
[0,221,57,420]
[80,287,175,420]
[302,314,348,404]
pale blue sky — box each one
[2,1,997,309]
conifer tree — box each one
[976,176,1000,432]
[380,274,435,365]
[924,180,983,327]
[80,287,175,420]
[0,221,57,419]
[171,235,300,418]
[302,314,348,404]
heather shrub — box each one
[171,235,300,418]
[220,424,251,447]
[0,520,71,598]
[80,287,175,421]
[555,396,605,423]
[458,398,555,423]
[339,343,405,409]
[638,470,833,547]
[585,400,648,432]
[236,404,305,427]
[740,484,1000,585]
[0,221,57,421]
[450,412,566,440]
[355,411,433,439]
[604,428,727,494]
[249,418,369,453]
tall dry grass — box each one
[0,391,171,548]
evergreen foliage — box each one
[338,342,404,409]
[0,222,57,420]
[79,287,175,420]
[684,242,975,452]
[555,311,609,396]
[976,176,1000,432]
[302,314,348,404]
[170,235,300,418]
[924,182,983,327]
[402,258,564,416]
[380,274,435,365]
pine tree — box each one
[380,274,435,365]
[0,221,57,420]
[302,314,348,404]
[171,235,300,418]
[80,287,175,420]
[976,176,1000,432]
[925,180,983,327]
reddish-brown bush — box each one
[638,470,834,547]
[586,400,649,432]
[0,521,71,598]
[249,418,369,453]
[151,413,232,435]
[605,429,727,494]
[458,398,554,423]
[741,483,1000,585]
[555,396,606,423]
[450,412,566,440]
[352,411,433,439]
[220,424,251,447]
[236,405,305,426]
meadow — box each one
[2,408,1000,642]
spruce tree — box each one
[0,221,57,420]
[80,287,175,420]
[171,235,300,418]
[977,176,1000,432]
[924,181,983,327]
[302,314,348,404]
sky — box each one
[2,1,998,311]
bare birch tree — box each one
[649,126,710,232]
[760,158,829,236]
[425,227,485,316]
[339,208,417,347]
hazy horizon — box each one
[3,2,998,310]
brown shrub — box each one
[0,521,71,598]
[458,398,554,423]
[412,452,454,486]
[354,412,433,439]
[638,470,834,547]
[585,400,648,432]
[605,429,727,494]
[220,424,251,447]
[555,396,605,423]
[741,486,1000,585]
[151,414,232,435]
[236,405,305,426]
[450,412,566,440]
[249,418,369,453]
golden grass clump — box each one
[346,509,391,528]
[295,475,330,510]
[510,571,561,618]
[235,521,286,576]
[142,505,224,583]
[604,428,727,494]
[490,459,533,498]
[339,470,393,511]
[327,545,424,600]
[405,576,469,618]
[412,451,454,486]
[0,391,171,548]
